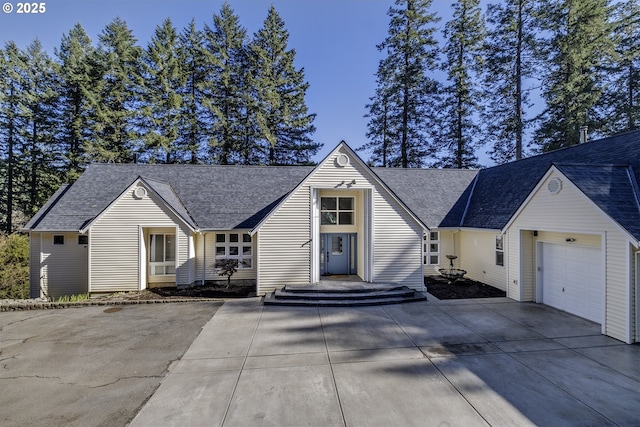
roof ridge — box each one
[625,166,640,224]
[554,162,631,167]
[480,129,640,172]
[459,173,479,227]
[87,163,315,169]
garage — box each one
[539,242,604,324]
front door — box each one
[321,233,356,275]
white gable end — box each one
[256,143,425,294]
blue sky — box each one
[0,0,468,164]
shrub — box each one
[0,233,30,299]
[215,258,238,287]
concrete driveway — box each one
[131,297,640,427]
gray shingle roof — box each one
[27,164,313,231]
[373,168,478,228]
[25,130,640,242]
[555,163,640,240]
[443,130,640,239]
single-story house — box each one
[24,131,640,343]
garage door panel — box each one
[541,243,565,310]
[541,242,603,324]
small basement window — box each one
[53,235,64,245]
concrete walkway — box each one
[129,297,640,426]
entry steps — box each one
[263,285,427,307]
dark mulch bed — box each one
[150,283,255,299]
[425,275,506,300]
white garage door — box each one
[541,242,603,324]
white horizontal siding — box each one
[258,146,424,294]
[458,230,507,291]
[508,170,632,342]
[29,232,42,298]
[373,190,423,290]
[258,187,312,294]
[90,184,191,293]
[38,232,88,298]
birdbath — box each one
[438,255,467,284]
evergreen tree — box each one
[202,3,247,164]
[483,0,537,163]
[361,0,441,168]
[438,0,486,169]
[598,0,640,134]
[535,0,614,151]
[56,23,98,178]
[249,5,319,165]
[178,20,206,164]
[89,17,142,163]
[141,18,185,163]
[19,39,61,218]
[362,58,401,167]
[0,42,26,233]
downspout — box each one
[452,229,459,257]
[635,248,640,343]
[504,230,509,300]
[202,232,207,286]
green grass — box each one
[54,293,90,303]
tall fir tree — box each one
[598,0,640,134]
[438,0,486,169]
[362,58,401,167]
[361,0,441,168]
[0,42,26,233]
[89,17,142,163]
[56,23,97,179]
[249,5,319,165]
[141,18,185,163]
[535,0,614,151]
[483,0,537,163]
[202,2,248,164]
[20,39,61,218]
[178,20,206,164]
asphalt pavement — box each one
[0,302,222,427]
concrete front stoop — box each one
[263,284,427,307]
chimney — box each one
[580,126,588,144]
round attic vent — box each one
[336,153,350,167]
[547,177,562,194]
[134,187,147,199]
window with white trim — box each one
[321,197,354,225]
[149,234,176,275]
[495,235,504,266]
[424,231,440,265]
[215,232,253,269]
